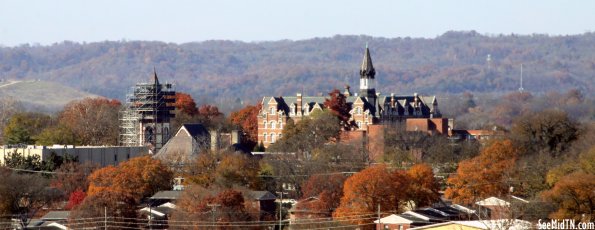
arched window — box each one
[356,107,362,115]
[279,121,283,129]
[271,121,276,129]
[270,107,276,115]
[263,133,268,142]
[271,133,276,143]
[263,121,267,129]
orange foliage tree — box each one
[541,172,595,221]
[87,156,173,203]
[445,140,518,205]
[229,104,261,149]
[333,165,409,226]
[407,163,440,208]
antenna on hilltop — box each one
[486,54,492,70]
[518,64,524,92]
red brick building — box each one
[257,46,442,150]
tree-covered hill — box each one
[1,31,594,112]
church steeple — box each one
[360,43,376,79]
[359,44,376,98]
[153,67,160,85]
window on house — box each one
[270,107,276,115]
[356,121,362,129]
[279,121,283,129]
[271,133,276,143]
[304,106,309,115]
[356,107,362,115]
[263,133,267,142]
[271,121,276,129]
[290,105,295,115]
[263,121,267,129]
[114,154,118,163]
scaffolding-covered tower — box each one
[119,70,175,154]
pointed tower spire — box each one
[360,44,375,79]
[153,66,160,85]
[358,44,378,115]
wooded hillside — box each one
[1,31,594,112]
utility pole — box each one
[279,189,283,230]
[104,206,107,230]
[276,188,287,230]
[148,202,152,230]
[207,203,221,230]
[377,204,381,230]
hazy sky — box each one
[1,0,594,46]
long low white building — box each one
[0,145,148,167]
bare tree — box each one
[0,168,62,228]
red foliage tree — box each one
[174,92,198,116]
[324,89,353,130]
[301,174,347,216]
[65,189,86,210]
[229,104,262,149]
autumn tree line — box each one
[0,87,594,228]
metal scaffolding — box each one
[119,71,175,153]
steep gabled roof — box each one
[245,191,277,201]
[180,124,209,138]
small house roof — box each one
[373,214,430,224]
[41,211,70,221]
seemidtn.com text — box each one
[538,219,595,229]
